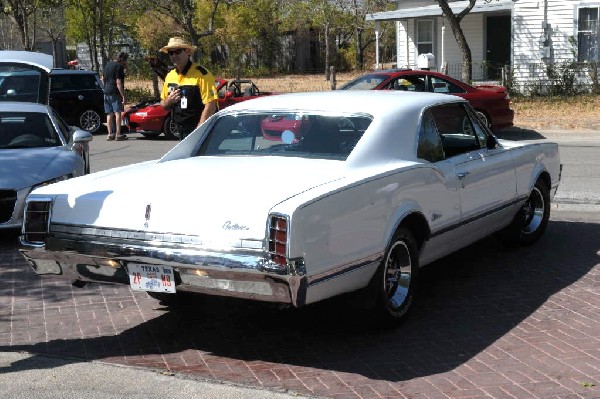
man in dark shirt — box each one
[103,52,128,140]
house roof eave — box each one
[366,0,514,22]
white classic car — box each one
[19,91,561,325]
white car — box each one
[19,91,561,325]
[0,52,93,230]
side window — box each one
[417,110,444,162]
[388,75,426,92]
[429,77,465,94]
[430,103,481,158]
[51,76,68,91]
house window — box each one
[578,7,600,61]
[416,19,434,55]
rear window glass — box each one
[339,74,389,90]
[197,113,372,160]
[0,69,43,103]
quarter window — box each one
[417,110,444,162]
[578,7,600,62]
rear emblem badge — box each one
[144,204,151,228]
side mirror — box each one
[72,129,93,143]
[6,89,16,96]
[224,90,235,99]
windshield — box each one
[197,112,372,160]
[339,74,390,90]
[0,112,61,149]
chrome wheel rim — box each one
[476,111,490,129]
[383,241,412,311]
[520,187,545,235]
[80,110,100,132]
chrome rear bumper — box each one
[19,225,307,307]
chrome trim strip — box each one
[430,196,526,239]
[308,252,383,286]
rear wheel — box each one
[163,115,178,139]
[499,179,550,246]
[475,110,491,130]
[78,109,103,133]
[373,227,419,327]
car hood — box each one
[0,147,76,190]
[34,157,346,241]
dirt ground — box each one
[129,73,600,131]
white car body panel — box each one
[19,91,561,311]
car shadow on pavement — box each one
[494,127,547,141]
[1,219,598,387]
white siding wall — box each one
[513,0,597,90]
[395,13,485,81]
[440,13,485,81]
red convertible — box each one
[125,78,272,139]
[339,69,514,131]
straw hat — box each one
[159,37,197,53]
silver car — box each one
[0,51,93,229]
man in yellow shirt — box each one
[160,37,218,140]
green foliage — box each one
[125,85,152,102]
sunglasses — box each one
[168,48,185,56]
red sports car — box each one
[339,69,514,131]
[125,78,273,139]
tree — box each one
[435,0,476,83]
[1,0,37,50]
[436,0,502,83]
[37,0,67,67]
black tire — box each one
[163,115,178,140]
[499,179,550,246]
[373,227,419,327]
[78,109,103,134]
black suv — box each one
[0,67,105,133]
[49,69,105,134]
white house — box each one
[367,0,600,92]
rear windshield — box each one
[0,112,61,149]
[197,113,372,160]
[339,74,389,90]
[0,68,44,103]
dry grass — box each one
[128,73,600,131]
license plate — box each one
[128,263,176,293]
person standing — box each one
[159,37,218,140]
[103,52,128,141]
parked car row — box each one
[0,51,94,230]
[6,51,550,329]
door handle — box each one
[457,172,469,180]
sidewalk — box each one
[0,351,310,399]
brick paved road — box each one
[1,217,599,399]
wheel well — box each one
[537,171,551,190]
[399,212,430,252]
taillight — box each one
[268,214,288,268]
[22,199,52,244]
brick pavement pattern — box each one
[1,219,599,399]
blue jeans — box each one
[104,94,124,113]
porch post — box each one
[441,17,445,72]
[375,21,380,69]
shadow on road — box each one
[494,127,547,141]
[1,219,598,384]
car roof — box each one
[223,90,465,118]
[49,69,99,75]
[0,102,51,112]
[0,51,53,72]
